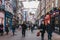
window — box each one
[29,0,36,1]
[49,0,50,2]
[29,0,32,1]
[52,2,55,8]
[5,0,10,1]
[55,0,58,7]
[46,0,49,4]
[49,5,50,7]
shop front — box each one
[0,11,4,26]
[12,16,19,28]
[5,11,13,29]
[54,11,60,34]
[50,7,60,34]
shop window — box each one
[0,18,2,24]
[29,0,36,1]
[0,18,4,24]
[55,17,59,26]
[5,0,10,1]
[0,12,4,25]
[49,0,50,2]
[55,0,58,7]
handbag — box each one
[36,31,40,37]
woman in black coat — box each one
[40,20,46,40]
[21,22,27,37]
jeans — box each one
[12,30,15,35]
[48,32,52,40]
[22,30,26,37]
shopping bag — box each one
[36,31,40,37]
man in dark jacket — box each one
[46,21,53,40]
[21,22,27,37]
[40,20,46,40]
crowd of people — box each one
[20,12,60,40]
[0,23,16,36]
[38,12,60,40]
[0,12,60,40]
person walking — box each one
[31,24,34,33]
[40,20,46,40]
[44,13,53,40]
[5,24,9,35]
[0,24,3,36]
[46,21,53,40]
[12,24,16,36]
[21,22,27,37]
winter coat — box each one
[40,24,46,33]
[44,14,51,25]
[22,24,27,31]
[46,24,53,33]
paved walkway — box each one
[0,30,60,40]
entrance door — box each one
[6,17,12,30]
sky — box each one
[22,1,39,8]
[22,1,40,14]
[22,1,40,23]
